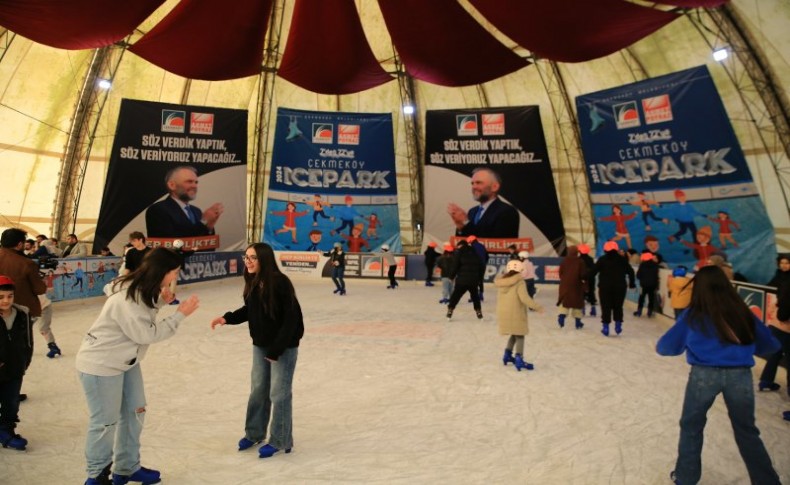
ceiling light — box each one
[97,79,112,89]
[403,105,415,115]
[713,48,728,62]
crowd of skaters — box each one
[0,223,788,484]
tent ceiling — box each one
[1,0,723,92]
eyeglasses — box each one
[242,255,258,262]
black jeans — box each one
[0,377,23,432]
[637,285,657,313]
[759,326,790,391]
[598,286,626,324]
[448,283,480,311]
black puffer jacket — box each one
[769,269,790,322]
[450,245,483,286]
[223,273,305,361]
[592,251,635,290]
[0,304,33,382]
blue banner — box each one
[576,66,777,283]
[264,108,400,253]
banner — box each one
[424,107,565,256]
[264,108,400,253]
[95,99,247,254]
[576,66,777,283]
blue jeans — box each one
[441,277,453,300]
[79,365,146,478]
[245,345,297,450]
[674,366,780,484]
[331,266,345,290]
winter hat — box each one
[672,266,688,277]
[381,244,390,251]
[427,241,437,248]
[0,275,15,287]
[603,241,619,252]
[506,260,524,273]
[518,250,529,259]
[443,244,454,252]
[577,243,590,255]
[697,226,712,239]
[466,235,477,243]
[640,252,654,262]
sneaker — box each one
[758,381,781,392]
[446,309,453,320]
[476,310,483,320]
[85,463,113,485]
[46,342,62,358]
[339,289,346,295]
[333,289,340,294]
[425,282,434,287]
[239,437,262,451]
[112,467,161,485]
[258,443,291,458]
[0,429,27,450]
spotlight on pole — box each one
[403,105,415,115]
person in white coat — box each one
[494,260,544,371]
[76,248,199,485]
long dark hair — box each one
[112,247,183,309]
[243,243,296,319]
[686,265,755,345]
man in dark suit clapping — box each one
[145,166,224,238]
[447,167,519,238]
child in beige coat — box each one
[494,260,544,371]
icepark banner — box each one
[424,106,565,256]
[576,65,777,283]
[264,108,400,253]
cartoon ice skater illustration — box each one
[271,201,309,243]
[630,191,668,231]
[72,262,85,291]
[286,115,303,142]
[667,189,706,244]
[308,194,334,226]
[330,195,364,237]
[305,230,323,251]
[340,223,370,253]
[680,225,719,270]
[96,261,106,281]
[599,204,637,249]
[708,210,740,248]
[588,104,605,133]
[88,271,95,290]
[366,212,383,240]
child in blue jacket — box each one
[656,265,781,485]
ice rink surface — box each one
[1,276,788,484]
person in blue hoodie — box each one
[656,265,781,485]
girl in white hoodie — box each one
[76,248,199,485]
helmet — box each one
[427,241,437,248]
[640,252,654,262]
[603,241,619,252]
[577,243,590,255]
[672,266,688,277]
[506,260,524,273]
[517,250,529,259]
[443,244,454,252]
[381,244,390,251]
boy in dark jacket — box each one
[635,252,660,317]
[0,275,33,450]
[446,240,483,320]
[591,242,636,336]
